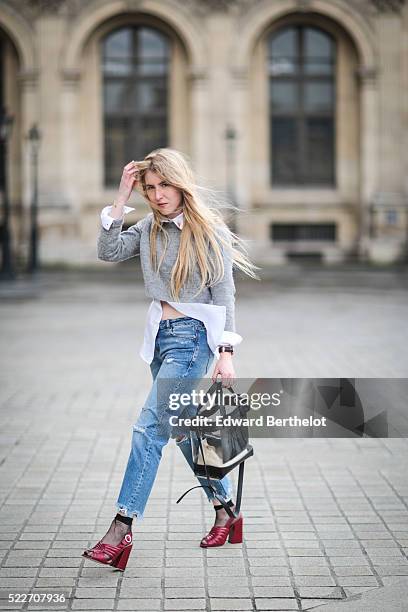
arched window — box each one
[102,26,170,186]
[268,25,335,186]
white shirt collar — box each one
[162,211,184,229]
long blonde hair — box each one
[134,148,259,300]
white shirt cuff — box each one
[101,205,135,230]
[218,331,243,347]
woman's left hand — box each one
[212,353,236,388]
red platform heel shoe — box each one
[82,532,133,571]
[200,502,244,548]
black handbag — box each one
[176,381,253,518]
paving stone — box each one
[124,567,162,578]
[376,565,408,576]
[249,567,290,577]
[254,598,299,610]
[332,566,374,576]
[43,558,82,567]
[253,586,295,598]
[71,600,115,610]
[361,540,400,548]
[3,558,43,567]
[14,543,49,550]
[296,586,343,598]
[165,549,202,557]
[164,599,206,610]
[208,586,251,598]
[118,587,162,598]
[251,576,292,587]
[73,587,117,598]
[207,558,245,568]
[165,587,206,598]
[36,578,76,587]
[207,566,247,577]
[294,576,336,587]
[165,578,205,587]
[326,557,369,566]
[119,578,161,588]
[336,576,380,587]
[209,598,254,610]
[249,558,287,567]
[0,569,37,578]
[0,579,36,588]
[286,550,324,557]
[164,568,205,578]
[116,600,161,610]
[247,549,284,558]
[343,585,378,596]
[300,599,341,610]
[130,558,163,568]
[367,552,406,563]
[165,558,203,567]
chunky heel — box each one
[200,513,244,547]
[112,544,132,571]
[82,532,133,571]
[228,516,243,544]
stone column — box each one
[18,70,39,258]
[188,66,210,180]
[60,70,81,213]
[18,71,39,211]
[231,67,251,218]
[37,16,67,209]
[357,67,379,258]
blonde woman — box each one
[82,148,258,571]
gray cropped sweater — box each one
[97,213,236,332]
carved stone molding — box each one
[5,0,406,23]
[4,0,93,19]
[355,66,378,84]
[30,0,65,12]
[61,69,81,87]
[370,0,405,12]
[194,0,238,10]
[17,69,39,88]
[187,66,209,82]
[183,0,244,17]
[17,0,66,16]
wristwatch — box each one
[218,345,234,355]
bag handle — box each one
[197,381,237,418]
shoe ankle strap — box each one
[213,499,234,512]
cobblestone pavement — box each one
[0,267,407,611]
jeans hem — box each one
[115,504,144,522]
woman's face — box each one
[144,170,183,218]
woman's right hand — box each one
[116,161,140,206]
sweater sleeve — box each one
[97,217,143,262]
[208,231,236,333]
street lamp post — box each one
[0,107,15,280]
[27,124,41,274]
[225,124,237,234]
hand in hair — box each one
[116,161,141,206]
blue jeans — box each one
[116,317,232,519]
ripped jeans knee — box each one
[133,423,146,435]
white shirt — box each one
[101,206,243,364]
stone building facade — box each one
[1,0,407,265]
